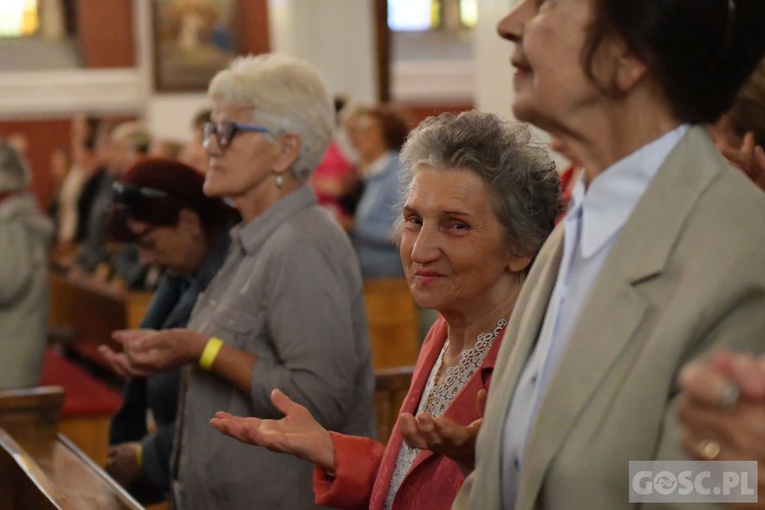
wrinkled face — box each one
[203,104,280,200]
[497,0,602,130]
[127,217,199,275]
[399,166,521,316]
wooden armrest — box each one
[0,386,65,414]
[0,425,144,509]
[0,386,65,442]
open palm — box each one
[210,388,335,471]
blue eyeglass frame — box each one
[202,121,273,150]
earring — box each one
[275,174,284,189]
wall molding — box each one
[0,69,144,120]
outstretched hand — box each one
[399,388,487,476]
[210,389,336,472]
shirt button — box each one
[514,457,520,469]
[530,374,538,385]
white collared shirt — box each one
[500,124,690,509]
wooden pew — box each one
[39,349,123,466]
[364,278,420,369]
[374,366,414,444]
[0,386,142,509]
[48,273,152,368]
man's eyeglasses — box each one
[202,121,272,150]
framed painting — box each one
[152,0,241,92]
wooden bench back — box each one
[364,278,419,369]
[374,366,414,444]
[0,387,142,509]
[48,273,153,373]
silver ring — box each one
[720,383,739,413]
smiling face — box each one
[399,166,526,319]
[497,0,611,132]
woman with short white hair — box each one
[101,54,376,509]
[0,140,53,389]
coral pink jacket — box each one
[314,315,505,509]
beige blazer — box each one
[453,126,765,510]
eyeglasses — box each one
[202,121,272,150]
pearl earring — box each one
[275,174,284,189]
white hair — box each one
[207,53,334,181]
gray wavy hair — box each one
[0,141,30,193]
[399,110,562,260]
[207,54,334,182]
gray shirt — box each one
[172,186,376,510]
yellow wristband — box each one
[199,337,224,371]
[135,444,143,468]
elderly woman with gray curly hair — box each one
[211,110,563,510]
[100,54,377,509]
[0,140,53,390]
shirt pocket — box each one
[210,306,257,348]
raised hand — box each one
[716,131,765,192]
[398,388,487,475]
[210,388,336,472]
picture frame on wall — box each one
[152,0,241,92]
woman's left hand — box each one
[398,388,487,476]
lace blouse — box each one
[383,318,507,509]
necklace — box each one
[384,317,508,510]
[426,317,507,416]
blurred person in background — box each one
[310,95,359,230]
[104,158,236,505]
[0,140,53,389]
[180,108,213,174]
[73,120,153,284]
[708,58,765,190]
[345,104,411,279]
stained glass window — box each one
[0,0,39,37]
[389,0,475,32]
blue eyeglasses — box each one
[202,121,272,150]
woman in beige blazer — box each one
[454,1,765,509]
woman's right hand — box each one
[210,388,335,472]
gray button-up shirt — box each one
[172,186,376,509]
